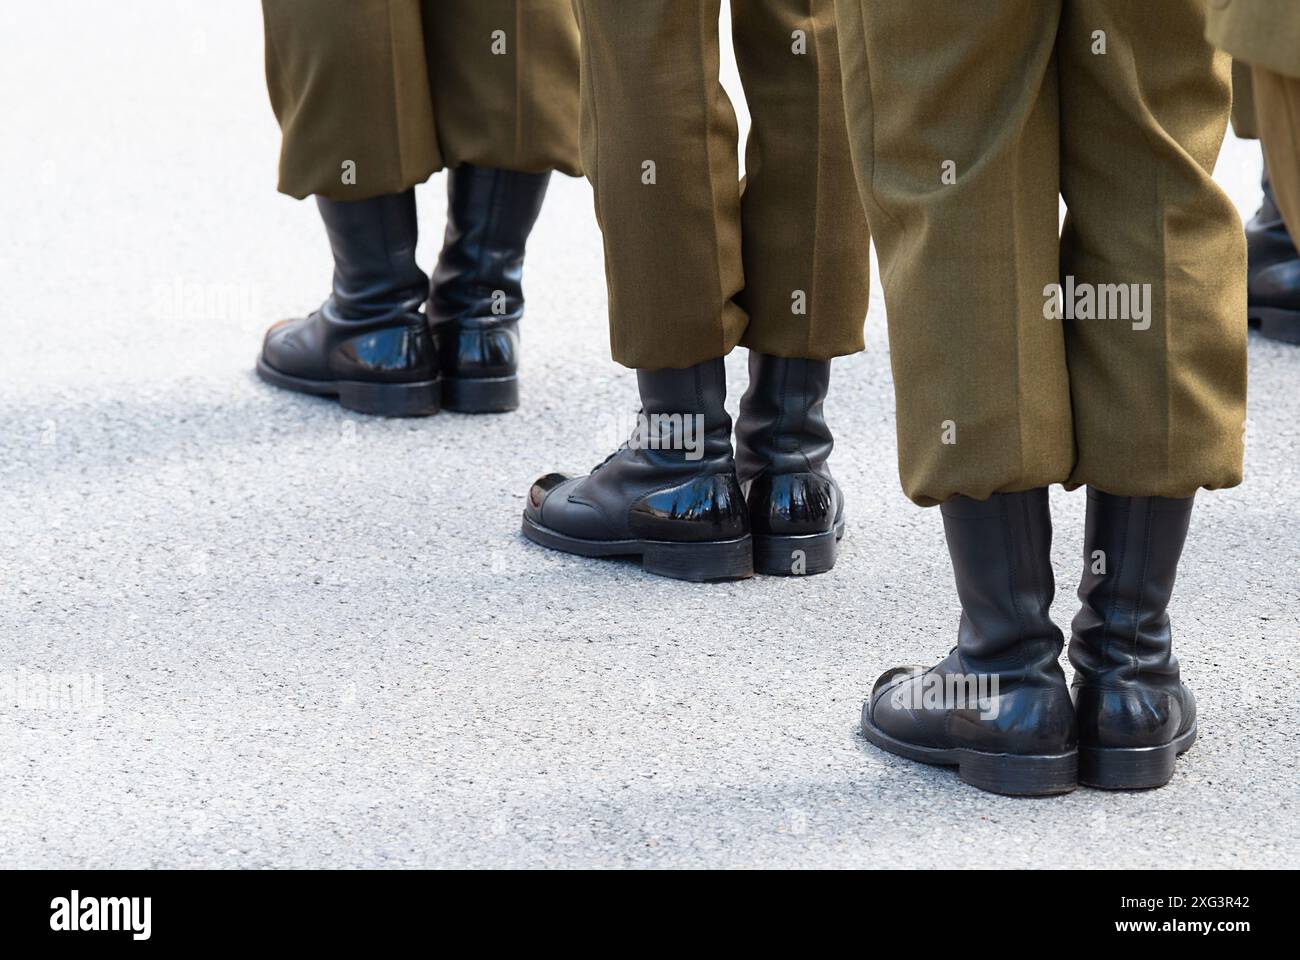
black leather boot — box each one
[734,352,844,576]
[1069,490,1198,790]
[428,165,551,412]
[522,358,751,582]
[257,190,439,417]
[860,489,1077,796]
[1247,163,1300,345]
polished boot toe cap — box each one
[863,665,945,749]
[262,315,303,352]
[527,472,574,517]
[261,314,326,380]
[264,316,296,343]
[869,665,926,708]
[524,472,615,541]
[864,665,927,736]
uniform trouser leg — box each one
[1253,66,1300,241]
[835,0,1245,506]
[1058,1,1245,497]
[1232,59,1259,139]
[423,1,581,177]
[835,0,1070,505]
[262,0,581,201]
[573,0,870,369]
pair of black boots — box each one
[1248,164,1300,344]
[257,165,551,416]
[522,354,845,582]
[861,488,1198,796]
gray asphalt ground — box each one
[1,4,1297,869]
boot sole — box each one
[754,521,845,576]
[860,705,1077,797]
[520,515,753,583]
[1248,305,1300,344]
[1079,724,1197,790]
[441,374,519,413]
[256,355,440,417]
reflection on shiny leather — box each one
[334,325,437,377]
[436,320,519,379]
[630,475,749,542]
[744,473,838,535]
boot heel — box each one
[1079,727,1196,790]
[641,536,753,583]
[957,750,1077,797]
[337,379,441,417]
[754,528,840,576]
[443,375,519,413]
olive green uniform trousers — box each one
[1231,59,1259,139]
[1208,0,1300,241]
[262,0,581,201]
[1250,71,1300,239]
[573,0,872,368]
[836,0,1247,506]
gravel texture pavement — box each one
[1,3,1296,868]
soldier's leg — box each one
[1253,69,1300,234]
[838,1,1077,796]
[1058,0,1246,496]
[835,0,1073,506]
[731,0,870,361]
[262,0,439,200]
[418,1,581,411]
[1232,59,1259,140]
[258,1,440,416]
[1227,54,1299,341]
[420,0,580,176]
[1250,65,1300,344]
[521,1,753,582]
[571,0,747,369]
[1058,0,1243,790]
[730,0,871,576]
